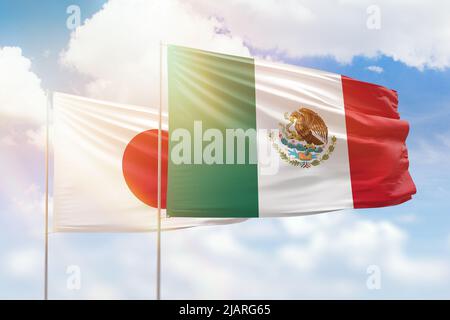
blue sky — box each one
[1,0,450,299]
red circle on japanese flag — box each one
[122,129,168,208]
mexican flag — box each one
[166,45,416,218]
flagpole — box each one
[156,41,163,300]
[44,90,51,300]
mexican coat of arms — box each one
[269,107,337,168]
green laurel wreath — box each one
[310,135,337,166]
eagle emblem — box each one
[269,107,337,168]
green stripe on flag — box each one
[167,45,259,218]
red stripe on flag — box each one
[342,76,416,208]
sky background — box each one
[1,0,450,299]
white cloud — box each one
[0,46,47,159]
[0,53,48,235]
[61,0,250,106]
[0,134,16,146]
[278,214,449,285]
[366,65,384,73]
[0,47,46,124]
[161,214,450,298]
[3,248,41,279]
[9,214,446,299]
[85,284,123,300]
[60,0,450,106]
[11,184,44,216]
[385,253,449,284]
[190,0,450,70]
[410,132,450,166]
[42,49,51,58]
[25,126,46,149]
[395,214,417,224]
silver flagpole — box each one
[44,90,51,300]
[156,41,163,300]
